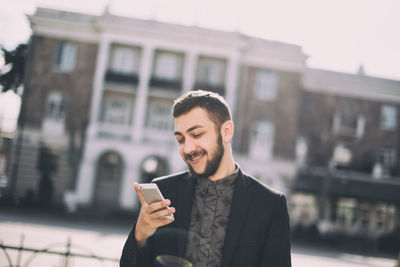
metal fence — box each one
[0,234,119,267]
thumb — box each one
[134,183,147,205]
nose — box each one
[183,138,196,154]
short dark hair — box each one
[172,90,232,129]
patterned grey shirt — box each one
[185,167,239,267]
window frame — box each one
[248,119,275,161]
[254,69,278,101]
[380,104,397,131]
[153,50,183,81]
[101,93,133,125]
[196,56,226,86]
[146,102,173,132]
[109,45,140,75]
[45,92,66,122]
[377,147,397,176]
[53,42,77,73]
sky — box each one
[1,0,400,131]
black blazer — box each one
[120,170,291,267]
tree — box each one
[0,43,28,202]
[0,44,28,93]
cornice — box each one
[28,7,306,72]
[304,68,400,103]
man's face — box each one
[174,107,224,177]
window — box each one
[54,42,77,72]
[101,94,133,125]
[196,57,226,86]
[45,92,66,121]
[333,99,365,137]
[359,204,370,231]
[109,46,140,74]
[249,120,275,161]
[254,70,278,101]
[381,105,397,130]
[337,98,357,129]
[154,51,182,80]
[295,137,308,168]
[377,147,396,176]
[333,114,365,137]
[387,205,397,231]
[376,205,386,230]
[336,198,356,228]
[147,102,172,131]
[42,92,66,136]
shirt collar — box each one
[196,164,239,197]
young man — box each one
[120,90,291,267]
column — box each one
[182,50,198,92]
[74,35,110,206]
[87,35,110,139]
[132,45,154,143]
[75,142,97,205]
[119,159,140,209]
[225,54,240,116]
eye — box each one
[192,132,203,138]
[176,138,184,144]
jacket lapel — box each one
[176,173,195,258]
[221,172,253,267]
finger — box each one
[134,183,147,205]
[155,215,175,228]
[148,199,171,213]
[150,207,175,219]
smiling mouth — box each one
[185,150,206,164]
[189,154,204,163]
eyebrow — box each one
[174,125,204,136]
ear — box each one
[220,120,234,143]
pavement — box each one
[0,208,397,267]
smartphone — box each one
[138,183,174,220]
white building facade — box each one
[24,8,307,211]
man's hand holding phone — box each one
[134,182,175,248]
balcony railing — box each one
[97,122,132,141]
[105,70,139,85]
[193,82,225,96]
[149,77,182,90]
[293,167,400,204]
[142,128,175,144]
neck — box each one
[209,150,236,181]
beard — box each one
[185,134,224,177]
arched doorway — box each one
[93,151,123,210]
[140,155,168,183]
